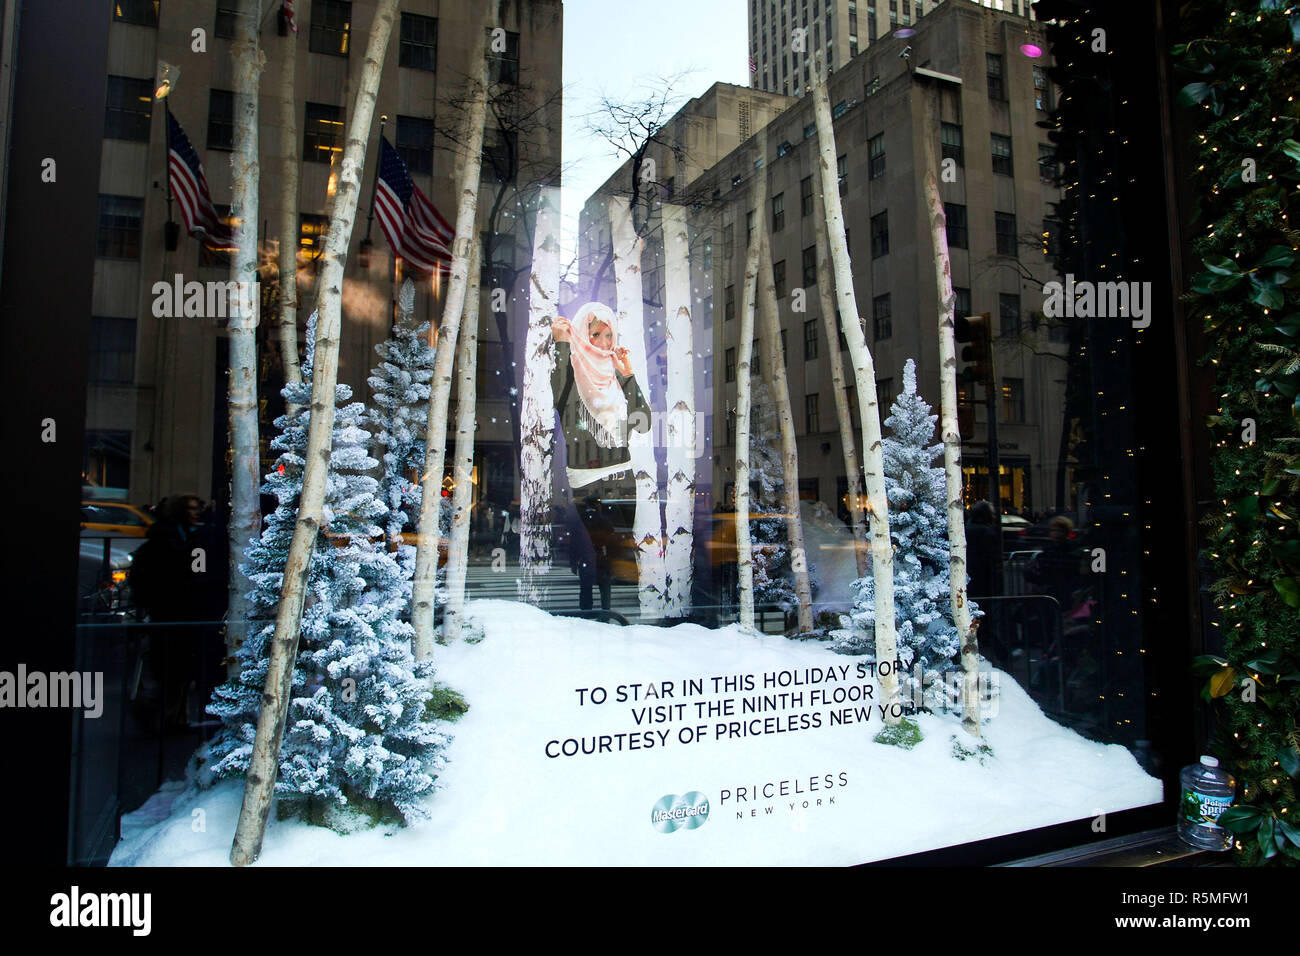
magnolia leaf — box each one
[1278,744,1300,779]
[1259,815,1278,858]
[1204,253,1243,276]
[1177,81,1213,107]
[1284,139,1300,163]
[1209,666,1238,698]
[1250,276,1285,310]
[1218,804,1263,832]
[1274,575,1300,608]
[1279,817,1300,848]
[1255,246,1297,270]
[1191,654,1230,677]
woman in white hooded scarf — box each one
[552,302,650,488]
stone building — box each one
[83,0,562,512]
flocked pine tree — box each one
[838,360,981,709]
[749,380,800,618]
[206,314,448,827]
[367,279,433,563]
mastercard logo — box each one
[651,792,710,833]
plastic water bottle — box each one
[1177,755,1235,851]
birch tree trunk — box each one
[661,203,695,617]
[277,18,302,395]
[733,152,767,632]
[443,240,481,644]
[518,189,560,605]
[811,68,902,724]
[410,28,490,659]
[229,0,399,867]
[756,224,814,633]
[609,195,666,620]
[224,0,263,677]
[812,185,868,577]
[921,91,980,738]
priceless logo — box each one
[651,792,710,833]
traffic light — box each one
[954,311,993,390]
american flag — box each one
[749,52,758,73]
[374,137,453,274]
[166,112,236,251]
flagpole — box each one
[361,113,387,257]
[163,99,179,250]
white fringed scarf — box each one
[568,302,628,448]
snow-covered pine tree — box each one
[207,314,448,827]
[749,380,798,618]
[367,279,433,570]
[838,360,981,709]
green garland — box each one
[1175,0,1300,865]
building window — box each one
[400,13,437,71]
[299,213,330,264]
[877,377,895,413]
[837,154,847,195]
[96,195,143,260]
[804,121,816,141]
[1000,293,1021,336]
[309,0,351,57]
[995,212,1017,256]
[397,115,436,176]
[991,133,1014,176]
[802,245,817,287]
[1043,217,1064,258]
[104,76,152,142]
[88,317,136,384]
[84,430,133,490]
[1033,65,1051,111]
[805,393,821,433]
[723,223,735,260]
[726,416,736,447]
[845,385,860,429]
[773,260,787,298]
[868,10,877,40]
[725,348,736,383]
[872,294,892,341]
[702,295,714,329]
[772,192,785,232]
[870,211,889,259]
[1039,144,1059,185]
[1001,378,1026,423]
[487,28,521,85]
[801,176,814,216]
[113,0,159,26]
[215,1,239,38]
[945,203,967,249]
[703,354,713,388]
[746,209,755,243]
[780,329,788,367]
[482,127,518,182]
[987,53,1005,101]
[752,342,760,376]
[953,286,972,319]
[804,319,818,360]
[303,102,344,163]
[725,284,736,322]
[940,122,963,166]
[868,132,885,179]
[207,90,234,151]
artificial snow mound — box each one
[111,601,1160,866]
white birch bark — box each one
[277,19,302,395]
[443,240,481,645]
[921,92,980,738]
[224,0,263,676]
[609,195,666,620]
[812,185,869,577]
[410,25,490,658]
[811,68,902,724]
[733,153,767,632]
[756,226,814,634]
[661,203,695,617]
[518,190,560,605]
[229,0,399,867]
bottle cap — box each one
[1201,755,1219,768]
